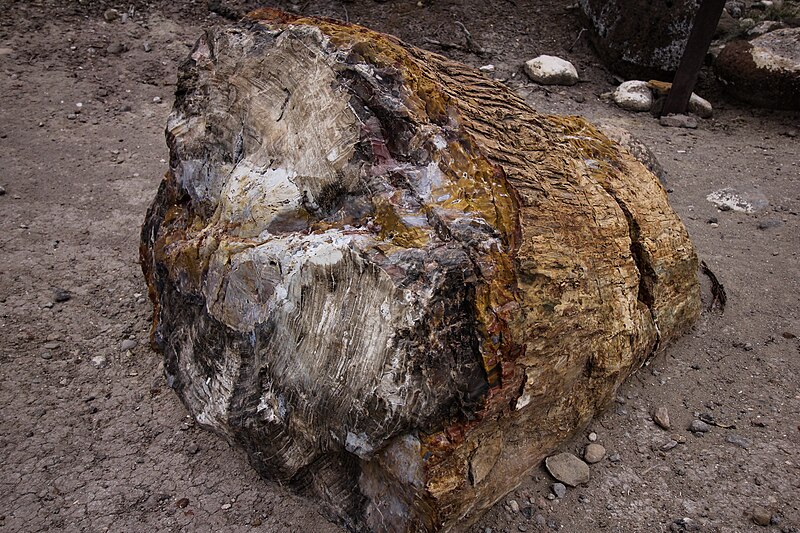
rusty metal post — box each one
[661,0,726,115]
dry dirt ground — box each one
[1,1,798,532]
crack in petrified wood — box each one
[140,10,700,533]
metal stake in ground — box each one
[661,0,725,116]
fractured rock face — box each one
[141,10,701,532]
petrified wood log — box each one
[141,10,700,532]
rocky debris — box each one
[176,497,190,509]
[689,420,712,433]
[0,186,5,195]
[53,288,71,303]
[103,8,120,22]
[187,442,200,455]
[659,439,679,451]
[752,507,773,526]
[143,41,152,53]
[653,406,671,429]
[545,453,591,486]
[595,121,665,182]
[121,339,137,351]
[608,452,621,463]
[583,443,606,464]
[725,434,751,449]
[588,432,598,442]
[141,12,701,532]
[551,483,567,499]
[659,114,698,129]
[579,0,700,79]
[523,55,579,85]
[613,80,653,112]
[107,42,126,55]
[671,517,702,532]
[715,28,800,110]
[707,187,769,213]
[90,355,108,368]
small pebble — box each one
[508,499,520,513]
[187,442,200,455]
[221,503,232,510]
[689,420,711,433]
[552,482,566,498]
[653,406,671,429]
[752,506,772,526]
[0,186,5,195]
[121,339,137,351]
[53,288,71,302]
[40,353,52,360]
[103,8,120,22]
[660,439,678,451]
[176,497,189,508]
[143,41,152,52]
[518,526,528,532]
[588,432,597,442]
[108,42,125,55]
[90,355,108,368]
[153,96,162,104]
[584,443,606,464]
[725,434,750,449]
[608,452,621,463]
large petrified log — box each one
[578,0,700,80]
[141,10,700,532]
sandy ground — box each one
[1,1,798,532]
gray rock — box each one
[0,186,5,195]
[689,419,711,433]
[187,442,200,455]
[90,355,108,368]
[583,443,606,464]
[660,439,678,451]
[53,288,71,303]
[40,352,52,360]
[107,42,126,55]
[508,499,520,513]
[103,8,120,22]
[752,506,772,526]
[659,114,697,129]
[588,431,598,442]
[608,452,621,463]
[725,434,751,449]
[654,406,671,429]
[545,452,590,486]
[552,482,567,498]
[757,219,783,230]
[143,41,152,53]
[43,341,60,350]
[524,55,579,86]
[121,339,137,351]
[613,80,653,112]
[688,93,713,119]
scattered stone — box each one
[782,332,796,339]
[187,442,200,455]
[143,41,152,53]
[0,186,5,195]
[725,434,750,449]
[671,517,702,532]
[653,406,671,429]
[583,443,606,464]
[53,288,71,302]
[608,452,621,463]
[40,353,52,360]
[689,419,711,433]
[660,439,678,451]
[707,187,769,213]
[524,55,579,86]
[613,80,653,112]
[588,431,598,442]
[90,355,108,368]
[103,8,120,22]
[688,93,713,118]
[552,482,567,499]
[545,452,590,486]
[518,525,528,532]
[659,114,698,129]
[107,42,126,55]
[176,497,189,508]
[153,96,162,104]
[672,434,687,444]
[578,494,590,503]
[752,507,772,526]
[221,503,232,510]
[478,64,495,72]
[43,341,60,350]
[67,113,78,121]
[121,339,137,351]
[757,219,783,230]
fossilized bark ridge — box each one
[141,10,700,532]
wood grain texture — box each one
[140,10,700,532]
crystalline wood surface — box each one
[140,10,700,532]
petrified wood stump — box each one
[141,10,700,532]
